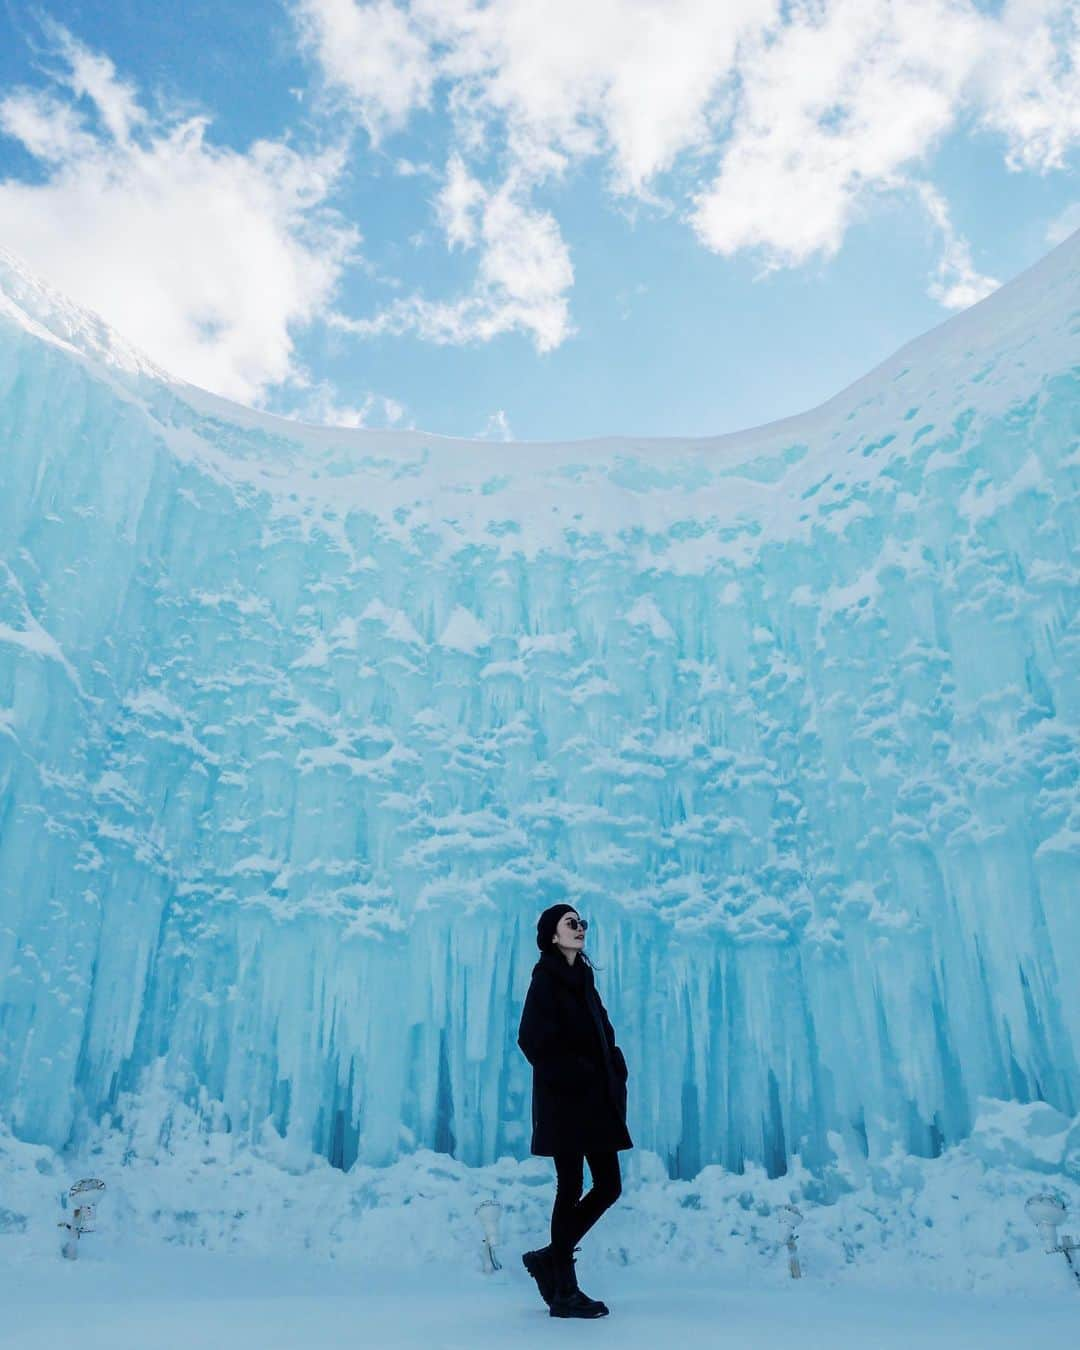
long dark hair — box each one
[570,929,603,974]
[545,939,602,972]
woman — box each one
[517,902,633,1319]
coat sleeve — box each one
[518,972,596,1091]
[597,994,629,1082]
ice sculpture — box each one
[0,233,1077,1179]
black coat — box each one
[517,950,633,1156]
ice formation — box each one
[0,233,1077,1180]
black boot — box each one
[548,1248,609,1318]
[521,1244,557,1306]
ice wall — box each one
[0,235,1077,1178]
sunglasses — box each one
[563,917,588,932]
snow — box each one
[439,605,492,653]
[625,595,676,640]
[2,1253,1076,1350]
[2,1101,1080,1347]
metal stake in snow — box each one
[1026,1193,1080,1289]
[774,1204,803,1279]
[58,1178,105,1261]
[475,1199,503,1273]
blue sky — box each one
[0,1,1076,441]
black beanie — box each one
[536,902,577,952]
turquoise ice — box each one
[0,234,1077,1179]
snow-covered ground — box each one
[3,1246,1077,1350]
[3,1097,1079,1347]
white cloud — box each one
[334,161,573,351]
[0,28,356,404]
[48,21,144,143]
[690,0,981,267]
[394,156,436,177]
[437,152,486,248]
[294,0,435,142]
[0,90,92,162]
[916,182,1000,310]
[298,0,757,346]
[284,381,408,428]
[973,0,1080,174]
[414,0,752,194]
[299,0,1080,330]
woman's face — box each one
[553,911,585,952]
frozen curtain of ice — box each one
[0,235,1077,1180]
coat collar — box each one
[538,948,591,991]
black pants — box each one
[549,1149,622,1259]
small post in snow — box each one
[58,1178,106,1261]
[774,1204,803,1280]
[475,1199,503,1273]
[1026,1193,1080,1289]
